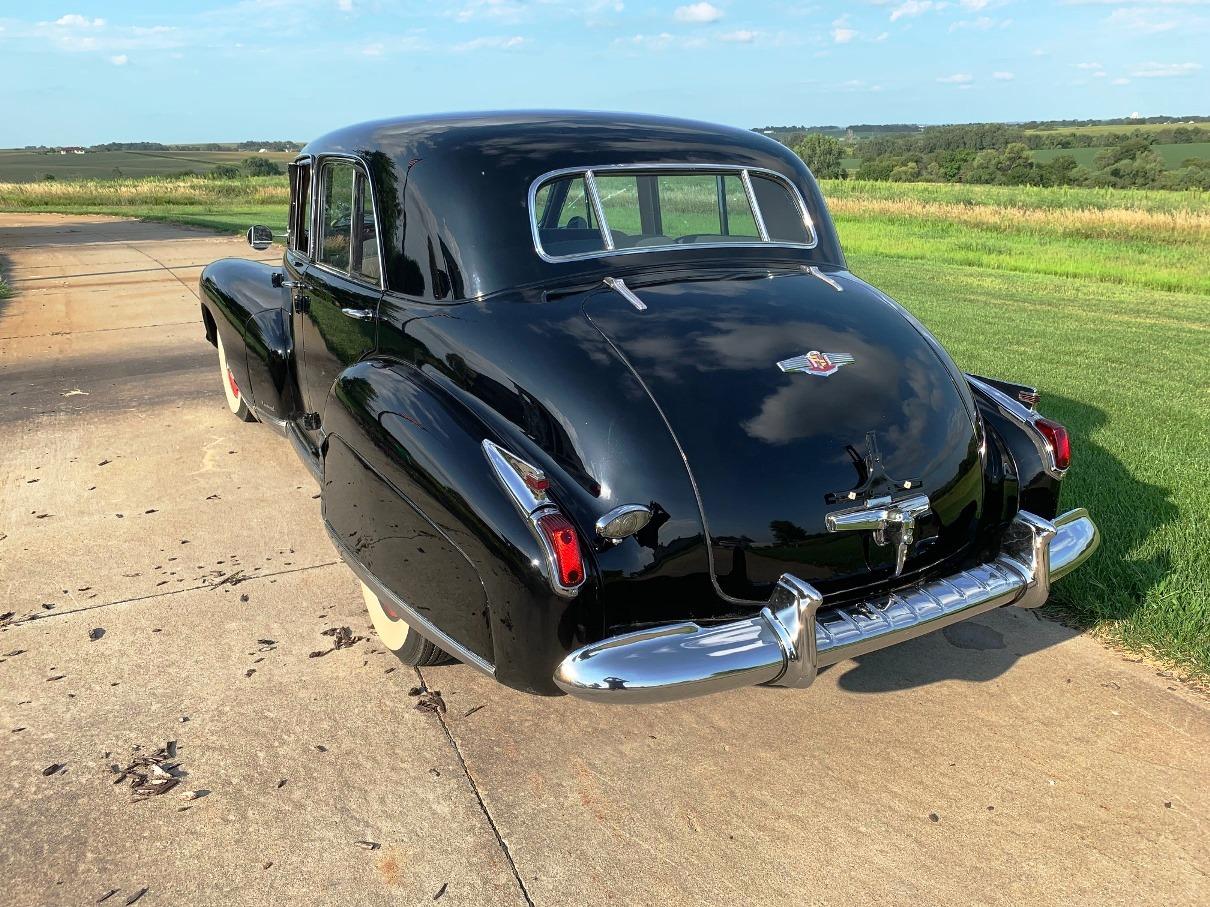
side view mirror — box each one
[246,225,274,251]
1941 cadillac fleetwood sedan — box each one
[200,112,1100,703]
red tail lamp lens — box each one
[1035,417,1071,471]
[536,513,584,588]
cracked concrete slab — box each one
[1,213,1207,907]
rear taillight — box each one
[536,512,584,588]
[1035,417,1070,471]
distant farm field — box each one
[1024,122,1206,136]
[1031,142,1210,170]
[0,149,296,182]
[0,174,1206,677]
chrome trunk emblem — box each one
[777,351,854,377]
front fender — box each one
[199,258,289,424]
[321,358,599,694]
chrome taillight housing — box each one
[482,440,586,597]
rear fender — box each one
[967,375,1061,519]
[321,358,598,694]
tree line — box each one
[788,126,1209,191]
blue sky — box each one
[1,1,1206,145]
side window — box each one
[751,175,813,244]
[319,161,355,271]
[288,161,311,255]
[352,170,380,284]
[532,174,606,258]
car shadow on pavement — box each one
[835,391,1176,694]
[0,216,209,249]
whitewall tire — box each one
[360,580,453,667]
[217,333,256,422]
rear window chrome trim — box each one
[528,163,819,264]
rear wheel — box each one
[217,333,256,422]
[361,581,453,667]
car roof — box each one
[299,111,842,299]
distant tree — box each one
[209,164,241,179]
[1160,160,1210,190]
[111,168,123,178]
[1089,139,1165,188]
[241,156,282,177]
[1039,155,1081,187]
[793,134,847,179]
[42,173,56,181]
[888,161,920,182]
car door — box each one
[296,157,383,442]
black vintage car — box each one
[200,112,1099,702]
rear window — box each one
[531,167,814,260]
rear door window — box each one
[319,160,355,272]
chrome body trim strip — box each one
[740,168,771,242]
[806,265,843,292]
[528,163,819,264]
[967,375,1067,479]
[583,169,614,251]
[602,276,647,312]
[553,508,1099,703]
[324,521,496,677]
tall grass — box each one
[0,174,289,208]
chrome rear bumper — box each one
[554,509,1099,703]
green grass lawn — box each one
[1,175,1206,676]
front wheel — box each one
[217,333,256,422]
[361,581,453,667]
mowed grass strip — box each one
[1,175,1206,673]
[824,180,1209,295]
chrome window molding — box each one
[310,153,386,292]
[288,154,315,260]
[967,375,1067,479]
[528,163,819,264]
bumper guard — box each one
[554,508,1099,703]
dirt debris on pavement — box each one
[110,742,188,799]
[415,690,447,715]
[308,625,364,658]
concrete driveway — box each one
[1,213,1206,907]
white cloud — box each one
[337,0,353,11]
[832,26,857,42]
[720,29,757,42]
[674,2,722,23]
[890,1,940,22]
[950,16,1012,30]
[108,53,127,65]
[1074,61,1103,69]
[1130,61,1202,77]
[454,34,525,50]
[1111,77,1130,84]
[55,14,105,28]
[362,42,383,55]
[937,72,974,83]
[992,70,1014,79]
[454,0,527,23]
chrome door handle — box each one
[340,307,375,321]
